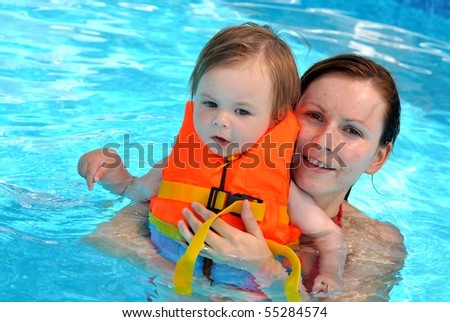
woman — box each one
[178,54,406,301]
[84,54,406,301]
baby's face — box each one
[193,62,273,158]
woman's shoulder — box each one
[334,201,407,301]
[341,201,405,245]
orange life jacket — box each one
[149,100,301,245]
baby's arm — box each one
[78,148,166,202]
[78,148,130,193]
[288,182,347,297]
[121,159,166,202]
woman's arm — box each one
[83,202,163,269]
[83,202,269,301]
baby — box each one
[78,23,347,300]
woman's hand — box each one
[177,200,307,301]
[177,200,274,274]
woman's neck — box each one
[313,192,347,219]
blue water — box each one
[0,0,449,302]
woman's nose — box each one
[309,129,347,167]
[313,132,333,152]
[310,126,340,152]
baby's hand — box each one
[311,273,343,298]
[77,148,123,191]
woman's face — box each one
[293,72,391,200]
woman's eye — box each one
[345,127,362,137]
[307,112,322,121]
[236,109,250,116]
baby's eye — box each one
[204,101,218,108]
[236,108,250,116]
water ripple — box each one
[1,0,449,302]
[0,225,58,245]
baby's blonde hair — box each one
[189,22,300,122]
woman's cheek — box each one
[340,146,369,175]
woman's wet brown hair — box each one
[301,54,401,146]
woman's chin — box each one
[293,169,330,195]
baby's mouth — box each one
[212,136,230,147]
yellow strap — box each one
[173,202,243,295]
[158,181,210,205]
[158,180,267,221]
[266,239,302,302]
[173,200,302,301]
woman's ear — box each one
[365,142,392,175]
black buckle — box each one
[207,187,229,213]
[207,187,263,216]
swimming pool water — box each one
[0,0,449,302]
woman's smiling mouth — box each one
[303,155,335,171]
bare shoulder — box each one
[330,201,407,301]
[342,201,404,245]
[317,201,408,301]
[341,201,407,266]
